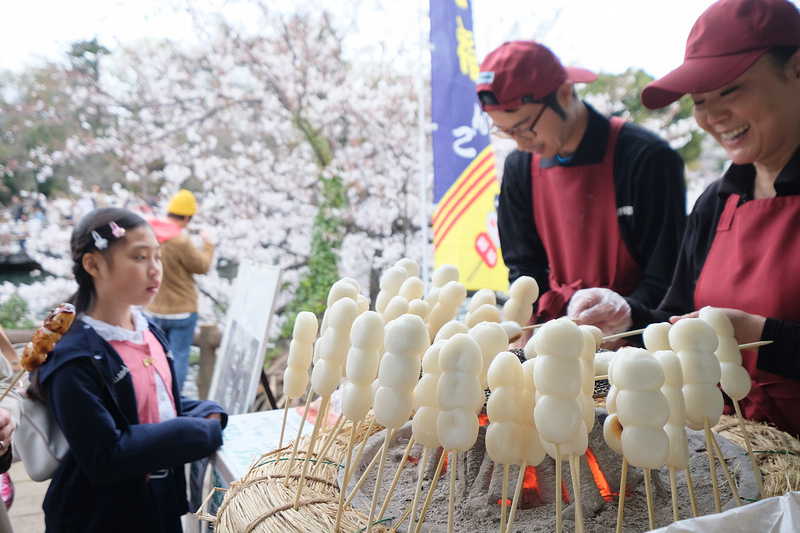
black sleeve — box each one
[616,125,687,309]
[0,447,11,474]
[627,179,728,329]
[497,150,551,294]
[759,318,800,379]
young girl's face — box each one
[94,225,162,308]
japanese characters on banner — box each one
[430,0,508,291]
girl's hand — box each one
[205,413,223,423]
[669,308,767,345]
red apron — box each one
[532,117,642,320]
[695,193,800,437]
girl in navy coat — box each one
[32,207,227,532]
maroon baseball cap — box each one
[642,0,800,109]
[476,41,597,112]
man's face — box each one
[488,102,564,159]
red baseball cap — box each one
[642,0,800,109]
[476,41,597,112]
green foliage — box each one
[265,173,347,364]
[68,38,110,82]
[0,39,123,198]
[0,292,36,329]
[578,68,705,165]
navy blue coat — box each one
[36,319,227,533]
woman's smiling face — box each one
[692,51,800,171]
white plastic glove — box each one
[567,288,632,337]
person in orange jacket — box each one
[147,190,215,392]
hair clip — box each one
[92,230,108,250]
[109,221,126,238]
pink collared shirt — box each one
[111,330,176,424]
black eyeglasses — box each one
[491,103,549,139]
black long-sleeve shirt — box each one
[629,147,800,380]
[498,104,687,312]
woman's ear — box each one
[789,50,800,83]
[82,252,102,279]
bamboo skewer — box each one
[668,466,680,523]
[555,444,562,533]
[343,441,384,509]
[388,502,414,533]
[593,343,768,384]
[732,400,766,499]
[500,463,509,533]
[504,460,527,533]
[569,455,585,533]
[277,399,291,452]
[447,453,457,533]
[708,424,742,507]
[600,330,772,348]
[311,413,346,474]
[644,468,656,531]
[378,436,416,520]
[283,389,315,485]
[615,458,627,533]
[685,467,699,517]
[521,323,546,332]
[738,340,772,350]
[349,418,376,484]
[293,395,331,509]
[703,419,722,514]
[335,419,361,533]
[0,370,24,403]
[407,447,430,533]
[343,429,396,509]
[413,449,448,533]
[601,328,646,342]
[343,419,363,484]
[365,434,392,533]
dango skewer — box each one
[3,303,76,402]
[366,314,429,533]
[293,297,359,507]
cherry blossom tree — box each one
[22,4,429,343]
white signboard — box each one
[208,259,281,415]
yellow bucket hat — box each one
[167,189,197,217]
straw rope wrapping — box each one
[714,414,800,498]
[201,416,392,532]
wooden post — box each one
[195,322,221,400]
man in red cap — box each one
[477,41,686,336]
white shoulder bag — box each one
[16,394,68,482]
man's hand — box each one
[567,288,633,337]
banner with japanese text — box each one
[430,0,508,291]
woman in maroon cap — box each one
[571,0,800,437]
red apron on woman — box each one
[532,117,642,320]
[695,193,800,437]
